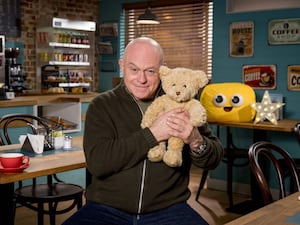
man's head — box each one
[119,37,164,100]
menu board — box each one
[0,0,21,37]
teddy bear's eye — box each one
[172,84,176,86]
[183,85,187,88]
[213,94,226,107]
[231,94,244,107]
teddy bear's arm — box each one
[186,100,207,127]
[141,96,166,128]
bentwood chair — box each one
[0,132,4,146]
[293,122,300,171]
[248,141,300,206]
[276,122,300,193]
[0,114,84,225]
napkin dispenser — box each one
[20,134,54,154]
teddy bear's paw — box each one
[190,113,207,127]
[140,120,148,128]
[148,146,166,162]
[163,151,182,167]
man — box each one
[63,37,223,225]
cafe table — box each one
[0,136,86,225]
[209,119,300,212]
[225,191,300,225]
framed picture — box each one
[99,23,118,37]
[229,21,254,57]
[287,65,300,91]
[242,65,276,89]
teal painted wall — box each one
[210,1,300,187]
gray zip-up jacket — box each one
[83,81,223,214]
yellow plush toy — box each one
[141,65,209,167]
[200,82,256,122]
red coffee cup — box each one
[0,153,30,168]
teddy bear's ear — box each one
[159,65,170,77]
[194,70,209,89]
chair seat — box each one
[15,183,84,202]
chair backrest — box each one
[0,114,52,145]
[248,141,300,205]
[0,133,4,146]
[294,122,300,145]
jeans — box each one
[62,201,209,225]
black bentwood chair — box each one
[275,122,300,193]
[293,122,300,173]
[0,114,84,225]
[248,141,300,206]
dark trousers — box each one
[62,201,209,225]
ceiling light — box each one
[137,7,160,25]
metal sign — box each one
[243,65,276,89]
[287,65,300,91]
[268,18,300,45]
[229,21,254,57]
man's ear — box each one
[118,59,124,74]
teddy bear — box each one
[141,65,209,167]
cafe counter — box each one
[0,92,99,107]
[0,92,99,135]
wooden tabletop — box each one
[225,192,300,225]
[0,136,86,184]
[209,119,300,132]
[0,92,99,107]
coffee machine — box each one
[5,47,26,92]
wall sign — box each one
[242,65,276,89]
[268,18,300,45]
[99,23,118,37]
[287,65,300,91]
[229,21,254,57]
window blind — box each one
[123,0,213,78]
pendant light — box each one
[137,7,160,25]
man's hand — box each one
[149,108,204,147]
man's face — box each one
[119,42,161,100]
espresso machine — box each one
[5,47,26,92]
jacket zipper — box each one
[126,85,162,217]
[137,159,147,216]
[136,100,147,216]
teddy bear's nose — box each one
[176,91,181,96]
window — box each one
[122,0,213,79]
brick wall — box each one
[6,0,99,91]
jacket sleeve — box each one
[83,94,158,178]
[189,123,224,170]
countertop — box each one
[0,92,99,107]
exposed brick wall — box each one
[6,0,99,92]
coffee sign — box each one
[268,18,300,45]
[288,65,300,91]
[243,65,276,89]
